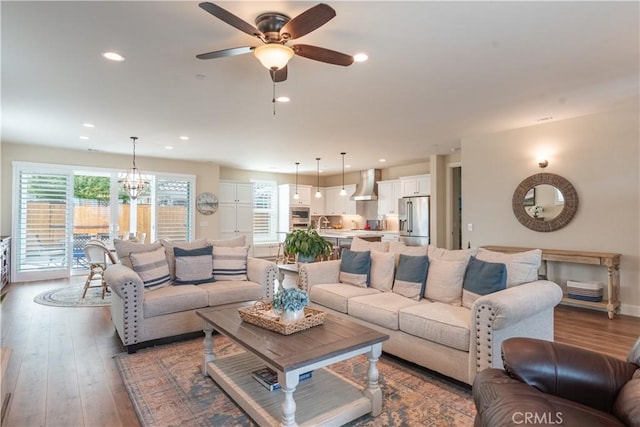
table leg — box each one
[364,343,383,416]
[202,321,215,376]
[279,371,299,427]
[277,268,285,291]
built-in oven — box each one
[290,207,310,230]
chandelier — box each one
[119,136,149,200]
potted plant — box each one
[283,226,333,263]
[272,288,308,323]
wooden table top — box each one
[197,306,388,373]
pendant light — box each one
[293,162,300,200]
[339,152,347,196]
[315,157,322,198]
[118,136,149,200]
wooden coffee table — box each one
[197,305,389,427]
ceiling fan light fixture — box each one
[254,44,294,70]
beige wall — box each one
[1,143,221,239]
[461,101,640,315]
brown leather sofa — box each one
[472,337,640,427]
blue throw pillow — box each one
[392,254,429,300]
[173,246,214,285]
[339,249,371,287]
[462,256,507,308]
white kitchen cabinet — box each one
[219,181,253,244]
[377,180,401,215]
[310,188,325,215]
[279,184,311,206]
[400,174,431,196]
[325,185,356,215]
[251,242,280,258]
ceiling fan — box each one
[196,2,354,82]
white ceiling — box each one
[3,1,638,175]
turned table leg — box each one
[364,343,383,416]
[202,322,215,376]
[279,371,299,427]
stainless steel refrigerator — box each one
[398,196,430,246]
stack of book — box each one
[251,367,312,391]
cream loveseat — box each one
[298,239,563,385]
[104,236,277,353]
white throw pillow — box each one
[369,251,395,292]
[113,239,162,269]
[388,241,428,267]
[351,237,389,253]
[129,246,171,291]
[212,245,249,281]
[475,248,542,287]
[424,257,467,306]
[207,235,246,247]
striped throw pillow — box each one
[173,246,214,285]
[212,246,249,281]
[129,246,171,291]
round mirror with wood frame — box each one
[512,173,578,232]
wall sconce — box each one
[538,159,549,168]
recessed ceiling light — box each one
[82,123,95,128]
[165,146,173,150]
[102,51,125,61]
[179,136,189,140]
[379,158,386,163]
[79,136,89,140]
[276,96,290,103]
[346,164,351,168]
[353,53,368,62]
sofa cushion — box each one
[370,250,395,292]
[428,245,477,261]
[173,246,214,285]
[399,302,471,351]
[476,248,542,287]
[613,370,640,426]
[462,256,507,308]
[339,249,371,287]
[160,238,209,280]
[388,241,428,266]
[199,281,264,306]
[143,284,208,318]
[424,257,467,305]
[208,235,246,247]
[348,292,420,330]
[309,283,380,313]
[113,239,162,269]
[129,246,172,291]
[392,254,429,301]
[350,237,389,253]
[212,246,249,281]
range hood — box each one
[350,169,382,201]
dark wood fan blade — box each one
[199,2,262,38]
[196,46,253,60]
[280,3,336,40]
[292,44,353,66]
[271,66,288,82]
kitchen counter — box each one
[317,229,397,238]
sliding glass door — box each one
[12,162,195,282]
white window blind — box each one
[252,180,277,243]
[155,177,193,241]
[16,169,71,274]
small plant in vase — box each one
[272,288,308,323]
[283,226,333,263]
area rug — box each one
[33,284,110,307]
[114,337,475,426]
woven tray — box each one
[238,302,326,335]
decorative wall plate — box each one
[196,192,219,215]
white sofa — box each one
[104,237,277,353]
[298,240,563,385]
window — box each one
[155,177,193,241]
[252,180,277,243]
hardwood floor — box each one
[1,279,638,426]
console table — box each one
[483,246,621,319]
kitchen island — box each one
[317,230,399,253]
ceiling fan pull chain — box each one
[271,70,277,115]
